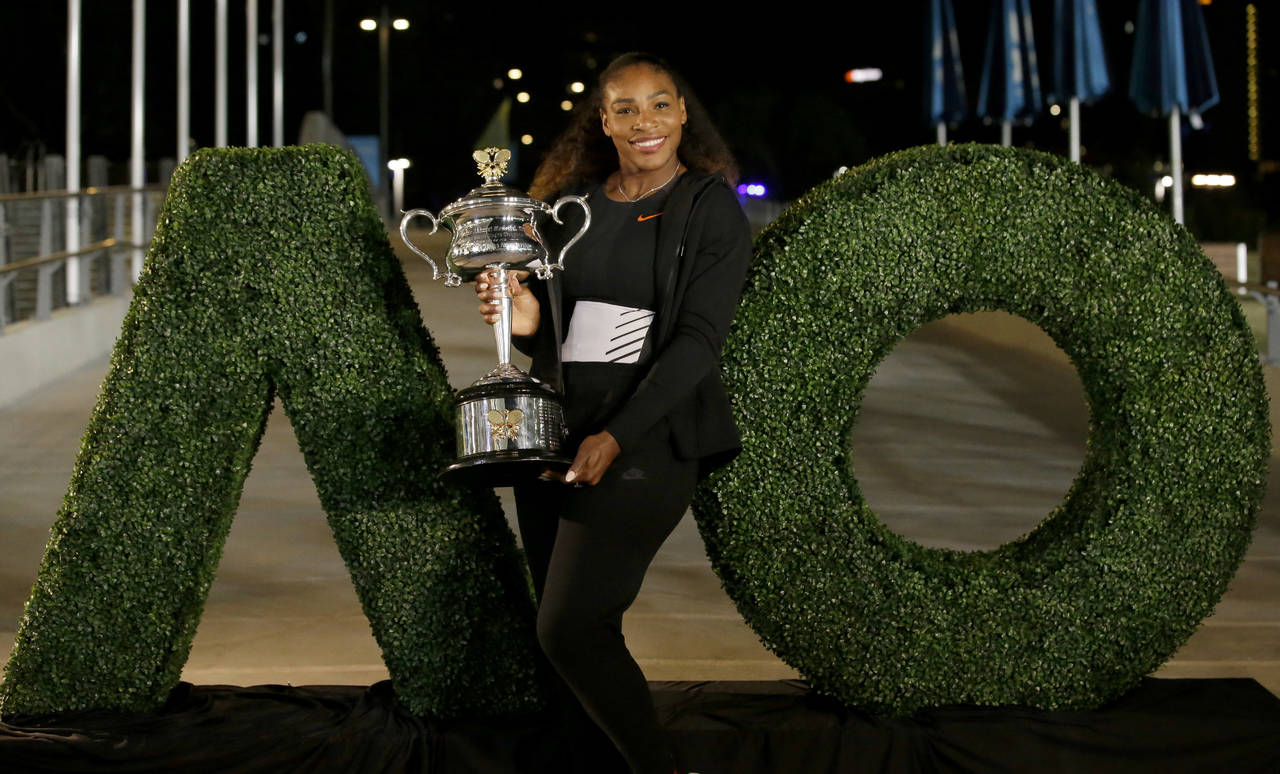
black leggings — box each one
[514,432,697,774]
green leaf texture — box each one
[694,143,1270,716]
[0,146,541,719]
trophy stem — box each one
[492,265,513,368]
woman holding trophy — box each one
[474,52,751,774]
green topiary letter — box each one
[0,146,540,719]
[696,144,1270,715]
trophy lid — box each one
[441,148,545,216]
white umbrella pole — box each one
[246,0,258,148]
[1001,120,1012,147]
[130,0,146,281]
[272,0,283,148]
[1069,96,1081,162]
[66,0,82,304]
[216,0,227,147]
[936,123,946,147]
[1170,105,1183,225]
[177,0,189,163]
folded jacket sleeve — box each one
[604,185,752,449]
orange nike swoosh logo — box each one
[637,212,663,222]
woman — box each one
[474,52,751,774]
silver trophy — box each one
[400,148,590,484]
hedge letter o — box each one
[694,144,1269,716]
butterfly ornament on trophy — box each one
[487,408,523,445]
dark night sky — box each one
[1,1,1274,231]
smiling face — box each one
[600,64,688,176]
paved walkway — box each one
[2,232,1276,697]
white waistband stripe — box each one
[562,300,654,364]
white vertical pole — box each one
[131,0,146,281]
[216,0,228,147]
[1237,242,1248,285]
[66,0,82,304]
[178,0,190,163]
[1170,105,1184,225]
[1069,96,1081,163]
[391,164,405,215]
[272,0,284,147]
[1001,119,1012,147]
[936,123,946,147]
[378,5,390,220]
[246,0,259,147]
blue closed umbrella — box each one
[924,0,967,146]
[1051,0,1110,162]
[977,0,1043,146]
[1129,0,1220,224]
[1129,0,1219,116]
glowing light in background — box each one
[737,183,768,197]
[843,68,883,83]
[1247,4,1260,161]
[508,68,523,80]
[1190,173,1236,187]
[387,159,411,217]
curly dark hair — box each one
[528,52,739,200]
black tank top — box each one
[558,182,672,443]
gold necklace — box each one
[615,163,682,202]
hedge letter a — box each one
[0,147,540,719]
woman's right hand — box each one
[475,269,540,337]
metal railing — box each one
[5,190,1277,372]
[1236,281,1280,365]
[0,184,166,334]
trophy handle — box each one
[537,195,591,280]
[399,209,462,287]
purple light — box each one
[738,183,767,198]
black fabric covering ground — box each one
[1,679,1277,773]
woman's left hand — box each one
[560,431,621,486]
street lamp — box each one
[360,7,410,221]
[388,157,410,215]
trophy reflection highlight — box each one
[400,148,591,484]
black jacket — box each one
[517,170,753,475]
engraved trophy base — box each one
[444,367,570,486]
